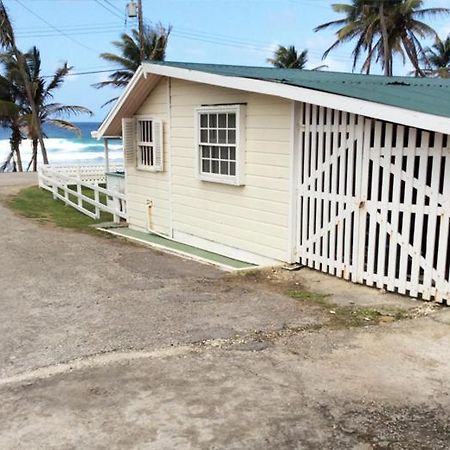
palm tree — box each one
[93,23,171,104]
[0,70,25,172]
[0,1,49,163]
[23,47,93,170]
[314,0,449,76]
[2,47,93,171]
[267,45,308,69]
[421,35,450,78]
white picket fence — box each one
[38,165,127,223]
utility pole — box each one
[128,0,145,61]
[137,0,145,62]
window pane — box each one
[147,121,152,142]
[209,129,217,143]
[228,130,236,144]
[230,162,236,176]
[218,114,227,128]
[202,146,210,158]
[229,147,236,161]
[202,159,210,173]
[211,160,219,174]
[220,161,229,175]
[218,129,227,144]
[209,114,217,128]
[220,147,229,160]
[200,129,208,143]
[211,146,219,159]
[200,114,208,127]
[228,113,236,128]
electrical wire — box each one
[93,0,124,20]
[42,68,117,78]
[14,0,99,53]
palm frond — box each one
[46,119,81,136]
[44,103,93,118]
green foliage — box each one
[93,23,171,103]
[0,47,93,171]
[315,0,450,76]
[422,34,450,78]
[267,45,308,69]
[7,186,112,232]
[287,289,410,328]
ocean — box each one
[0,122,123,169]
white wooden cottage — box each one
[94,62,450,302]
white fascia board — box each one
[143,63,450,135]
[94,66,145,139]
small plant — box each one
[288,289,410,329]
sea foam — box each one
[0,138,123,166]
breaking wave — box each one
[0,138,123,166]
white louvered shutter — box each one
[152,120,163,172]
[122,118,136,167]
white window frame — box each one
[195,104,246,186]
[135,115,156,172]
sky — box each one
[4,0,450,121]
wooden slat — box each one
[376,123,393,288]
[365,120,382,287]
[386,125,404,292]
[410,131,429,298]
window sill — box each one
[199,174,244,186]
[136,165,161,173]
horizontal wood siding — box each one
[126,78,170,234]
[169,78,291,261]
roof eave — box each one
[142,62,450,135]
[94,66,162,139]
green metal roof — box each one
[150,61,450,119]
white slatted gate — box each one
[296,103,450,303]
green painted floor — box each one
[101,226,255,270]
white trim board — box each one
[173,230,281,267]
[138,63,450,135]
[94,63,450,138]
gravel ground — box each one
[1,173,450,450]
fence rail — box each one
[38,165,126,223]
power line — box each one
[14,0,99,53]
[93,0,124,20]
[102,0,124,14]
[42,68,117,78]
[16,25,122,38]
[15,21,119,33]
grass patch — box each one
[7,186,113,233]
[287,290,330,305]
[287,289,410,329]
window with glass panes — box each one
[199,109,237,178]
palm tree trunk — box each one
[401,35,425,77]
[27,139,39,172]
[379,1,392,76]
[10,123,22,172]
[0,151,13,172]
[14,51,48,164]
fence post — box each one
[113,195,120,223]
[77,181,82,208]
[51,169,57,200]
[94,189,100,219]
